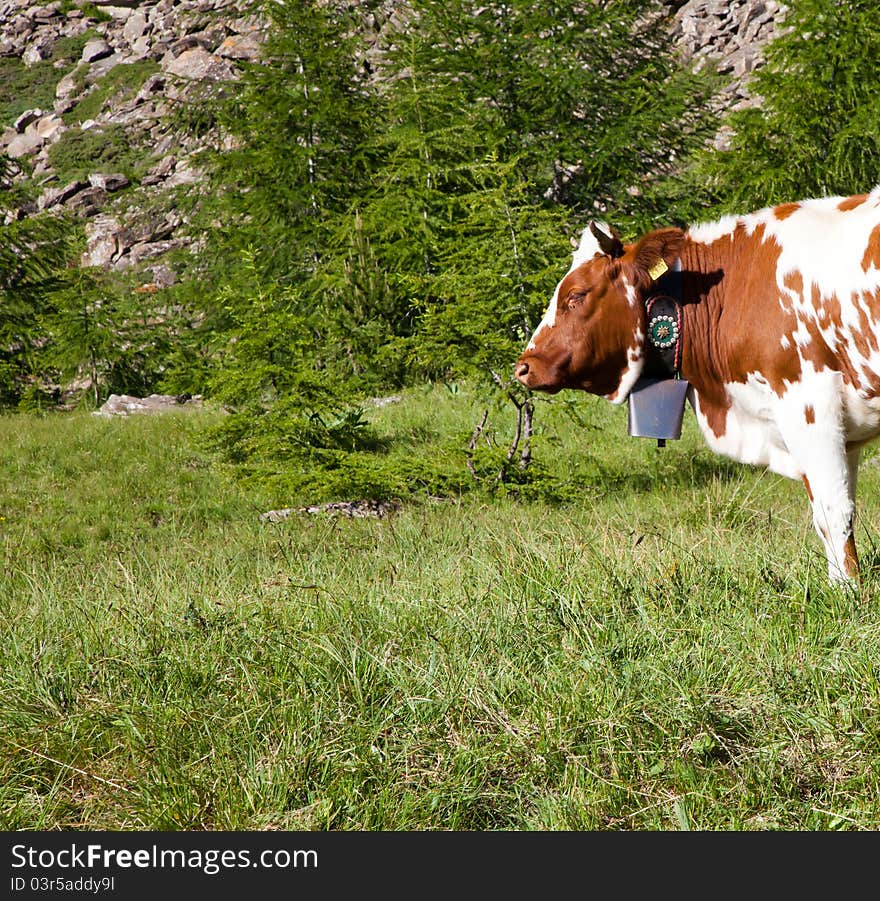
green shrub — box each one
[0,59,60,127]
[46,123,150,184]
[66,60,161,125]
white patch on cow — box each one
[572,222,610,269]
[526,224,613,350]
[622,275,637,308]
[762,193,880,307]
[691,356,867,581]
[526,288,558,350]
[688,214,740,245]
[758,191,880,412]
[780,334,791,350]
[690,377,800,479]
[773,364,856,580]
[605,331,644,405]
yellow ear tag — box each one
[648,258,669,281]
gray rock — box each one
[122,9,148,43]
[121,239,181,266]
[164,157,200,187]
[6,130,43,159]
[81,38,112,63]
[136,73,166,98]
[66,186,109,215]
[55,69,81,98]
[13,108,42,132]
[88,172,130,192]
[96,5,134,19]
[261,499,401,522]
[21,44,45,66]
[82,215,122,267]
[129,35,150,57]
[139,154,176,186]
[162,47,236,81]
[215,31,261,60]
[34,113,65,141]
[93,393,203,417]
[85,52,124,81]
[147,263,177,287]
[53,97,77,116]
[37,178,87,211]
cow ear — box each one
[588,220,624,259]
[630,227,686,287]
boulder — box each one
[216,32,261,61]
[81,38,113,63]
[37,178,87,211]
[5,130,43,159]
[13,108,42,132]
[34,113,65,141]
[21,44,45,66]
[122,9,148,44]
[66,186,109,215]
[162,47,236,81]
[88,172,130,192]
[93,393,204,417]
[82,215,122,267]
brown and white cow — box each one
[515,187,880,582]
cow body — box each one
[515,188,880,581]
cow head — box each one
[514,222,686,402]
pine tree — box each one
[693,0,880,210]
[0,155,73,407]
[39,266,172,406]
[189,0,720,499]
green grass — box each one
[64,59,161,126]
[46,123,152,185]
[3,387,880,829]
[0,59,62,128]
[0,32,98,127]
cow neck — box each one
[643,258,683,379]
[674,238,729,397]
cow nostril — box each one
[515,362,530,379]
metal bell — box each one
[627,377,690,447]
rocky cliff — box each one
[0,0,785,286]
[1,0,263,287]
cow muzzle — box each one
[514,354,566,392]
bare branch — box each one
[466,408,489,478]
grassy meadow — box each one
[3,386,880,830]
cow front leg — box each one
[799,450,858,583]
[780,381,858,583]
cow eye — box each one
[566,291,586,309]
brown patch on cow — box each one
[858,367,880,399]
[804,404,815,424]
[784,270,803,296]
[838,194,868,212]
[516,255,641,396]
[693,391,731,439]
[863,225,880,272]
[843,534,859,579]
[793,284,848,382]
[774,202,801,220]
[678,222,801,408]
[802,475,813,501]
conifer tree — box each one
[693,0,880,210]
[39,267,171,406]
[191,0,720,498]
[0,156,73,406]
